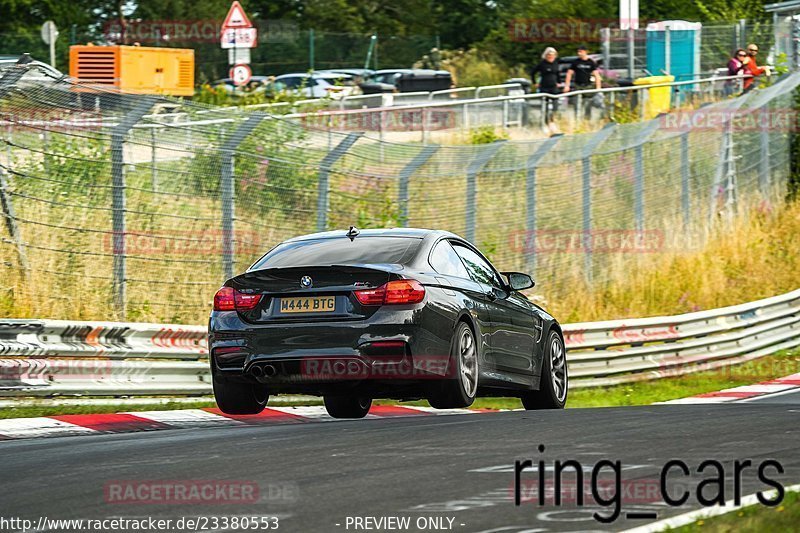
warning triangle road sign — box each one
[222,1,252,29]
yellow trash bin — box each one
[632,75,675,120]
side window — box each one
[452,244,502,287]
[429,240,470,279]
[281,77,300,89]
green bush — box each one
[468,126,508,144]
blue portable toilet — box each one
[645,20,702,82]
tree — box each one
[693,0,767,22]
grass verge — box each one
[668,489,800,532]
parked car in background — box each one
[209,76,273,94]
[271,72,360,99]
[316,68,374,84]
[0,55,65,83]
[360,69,453,94]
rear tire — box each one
[521,330,568,410]
[213,379,269,415]
[324,396,372,419]
[428,321,478,409]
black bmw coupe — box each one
[209,228,567,418]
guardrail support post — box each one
[220,114,266,282]
[581,124,617,284]
[525,136,560,275]
[398,145,438,227]
[316,132,362,232]
[465,142,506,244]
[111,99,154,320]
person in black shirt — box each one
[564,45,602,120]
[530,47,561,127]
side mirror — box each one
[502,272,535,291]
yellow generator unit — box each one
[69,45,194,96]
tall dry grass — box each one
[540,199,800,322]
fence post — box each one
[759,120,770,197]
[0,167,28,273]
[525,136,560,275]
[150,127,158,192]
[710,117,737,222]
[465,141,506,244]
[634,144,645,231]
[111,99,155,320]
[738,19,747,50]
[220,113,266,282]
[316,132,362,232]
[421,108,429,144]
[581,124,617,284]
[398,145,438,227]
[600,28,611,71]
[681,132,690,228]
[633,119,661,232]
[627,28,635,80]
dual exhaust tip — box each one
[249,364,278,378]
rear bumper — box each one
[208,305,455,392]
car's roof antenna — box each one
[346,226,360,241]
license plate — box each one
[279,296,336,314]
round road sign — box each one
[230,64,252,87]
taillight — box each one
[354,280,425,306]
[353,286,385,305]
[213,287,263,311]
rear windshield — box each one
[250,237,420,270]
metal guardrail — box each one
[1,289,797,398]
[4,74,746,139]
[278,74,754,139]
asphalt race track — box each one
[2,401,798,533]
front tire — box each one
[521,330,568,410]
[324,396,372,419]
[213,379,269,415]
[428,321,479,409]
